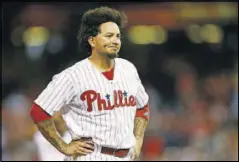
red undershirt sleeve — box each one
[136,103,150,121]
[30,103,52,123]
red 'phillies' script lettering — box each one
[80,90,97,112]
[80,90,136,112]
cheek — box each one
[96,38,107,47]
[101,41,110,47]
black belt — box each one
[72,137,130,158]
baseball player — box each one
[30,6,150,161]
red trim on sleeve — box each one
[136,103,150,121]
[30,103,52,123]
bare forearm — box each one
[36,118,68,154]
[131,117,148,160]
[52,113,68,136]
[134,117,148,139]
[133,117,148,148]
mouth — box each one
[108,46,118,50]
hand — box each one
[63,139,94,160]
[130,145,141,160]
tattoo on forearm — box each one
[133,117,148,139]
[53,115,68,135]
[55,115,65,125]
[37,119,67,154]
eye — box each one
[116,35,123,39]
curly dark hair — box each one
[77,6,127,54]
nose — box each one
[112,37,121,45]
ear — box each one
[88,36,95,48]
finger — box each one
[86,141,94,147]
[78,142,94,150]
[130,152,136,160]
[85,142,94,150]
[86,140,94,144]
[77,145,93,154]
[75,149,88,156]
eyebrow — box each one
[105,32,121,36]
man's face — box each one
[92,22,121,59]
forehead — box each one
[99,22,120,34]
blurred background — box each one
[2,2,238,161]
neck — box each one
[89,51,114,71]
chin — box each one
[105,53,118,59]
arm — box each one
[36,118,68,154]
[30,104,94,157]
[133,117,148,158]
[52,112,68,136]
[130,64,150,160]
[30,103,69,154]
[132,104,149,160]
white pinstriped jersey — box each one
[34,58,149,159]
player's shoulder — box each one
[62,58,88,73]
[53,59,88,78]
[115,58,136,69]
[67,58,89,70]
